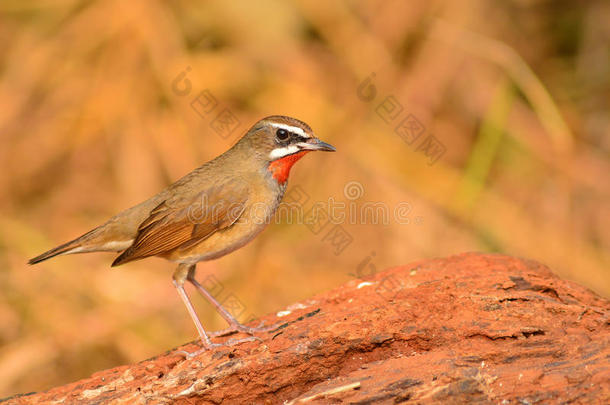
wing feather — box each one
[112,180,248,266]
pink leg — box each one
[187,268,279,337]
[172,264,259,358]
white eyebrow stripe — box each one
[269,123,310,138]
[269,145,300,160]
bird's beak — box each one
[297,138,336,152]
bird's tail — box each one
[28,238,84,264]
[28,228,100,264]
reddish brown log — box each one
[4,253,609,404]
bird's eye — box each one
[276,129,290,141]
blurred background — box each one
[1,0,609,397]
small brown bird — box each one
[29,115,335,355]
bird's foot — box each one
[208,320,281,337]
[175,336,262,359]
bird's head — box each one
[236,115,336,183]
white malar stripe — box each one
[269,123,310,138]
[269,145,300,160]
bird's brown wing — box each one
[111,180,248,266]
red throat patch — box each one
[268,151,309,184]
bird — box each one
[28,115,335,356]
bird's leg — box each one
[186,268,279,337]
[172,264,217,357]
[173,264,260,358]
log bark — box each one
[4,253,609,404]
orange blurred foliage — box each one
[1,0,609,398]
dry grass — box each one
[0,0,608,397]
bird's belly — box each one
[177,224,266,263]
[165,186,284,264]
